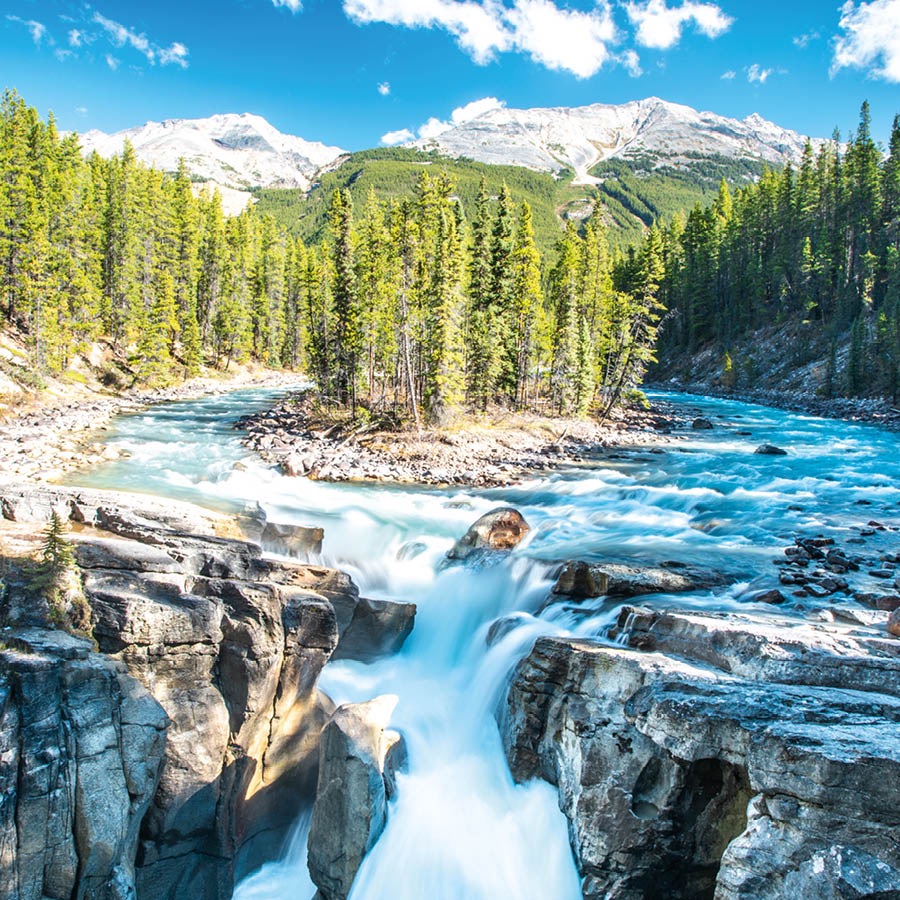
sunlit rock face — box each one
[502,611,900,899]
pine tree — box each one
[329,189,360,408]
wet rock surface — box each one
[502,607,900,900]
[0,481,412,900]
[551,559,729,600]
[446,507,531,562]
[308,697,406,900]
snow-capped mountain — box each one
[79,113,345,213]
[411,97,821,185]
[77,100,824,215]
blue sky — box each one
[3,0,900,148]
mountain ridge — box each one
[77,98,826,217]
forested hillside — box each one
[0,90,661,423]
[253,147,755,253]
[633,102,900,399]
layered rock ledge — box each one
[0,482,414,900]
[502,606,900,899]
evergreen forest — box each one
[0,90,661,424]
[636,102,900,398]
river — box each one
[67,387,900,899]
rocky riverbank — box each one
[0,369,301,482]
[657,379,900,430]
[236,392,681,487]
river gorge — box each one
[1,387,898,899]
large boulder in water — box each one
[551,560,728,600]
[754,444,788,456]
[446,507,530,562]
[308,697,406,900]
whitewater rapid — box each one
[69,387,900,899]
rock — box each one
[502,626,900,900]
[260,520,324,558]
[889,609,900,637]
[331,597,416,663]
[692,417,714,429]
[752,589,787,605]
[551,560,728,600]
[446,507,530,562]
[0,628,167,900]
[0,486,366,900]
[308,697,406,900]
[754,444,788,456]
[855,592,900,611]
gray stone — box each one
[502,608,900,900]
[261,521,324,558]
[0,629,167,900]
[331,597,416,663]
[552,560,728,600]
[754,444,788,456]
[308,697,405,900]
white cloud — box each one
[55,48,75,61]
[721,68,736,79]
[450,95,504,124]
[793,30,819,49]
[383,96,505,146]
[624,0,731,50]
[747,63,773,83]
[620,48,643,77]
[504,0,617,78]
[414,96,505,140]
[93,12,152,58]
[344,0,512,64]
[381,127,415,144]
[6,15,47,45]
[105,53,120,70]
[273,0,302,10]
[378,81,391,95]
[92,11,189,68]
[75,106,88,115]
[833,0,900,82]
[418,116,451,139]
[159,42,189,67]
[68,28,83,47]
[343,0,620,78]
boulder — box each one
[692,417,714,429]
[308,697,406,900]
[0,628,167,900]
[501,609,900,900]
[503,636,900,900]
[446,507,530,562]
[889,608,900,638]
[551,560,728,600]
[754,444,788,456]
[331,596,416,663]
[261,521,324,558]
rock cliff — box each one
[0,483,413,900]
[502,606,900,899]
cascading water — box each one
[69,388,900,898]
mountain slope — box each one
[411,97,821,184]
[79,113,345,213]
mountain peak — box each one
[410,99,821,183]
[78,113,346,213]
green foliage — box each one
[30,511,75,616]
[253,147,758,258]
[641,102,900,399]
